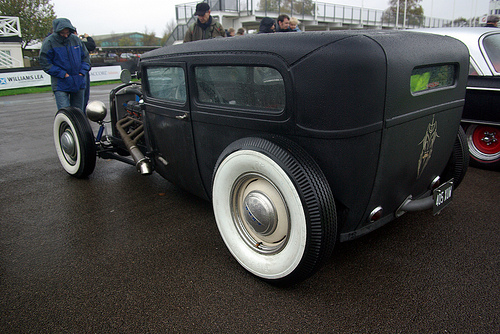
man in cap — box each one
[39,18,91,111]
[486,15,499,27]
[183,2,225,42]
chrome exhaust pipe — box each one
[116,117,152,175]
[395,195,434,217]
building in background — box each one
[92,32,161,49]
[490,0,500,15]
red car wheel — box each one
[466,124,500,169]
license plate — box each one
[433,179,453,214]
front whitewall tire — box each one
[54,112,82,174]
[53,107,96,178]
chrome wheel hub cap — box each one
[481,131,497,146]
[231,173,289,254]
[243,191,278,236]
[60,127,77,165]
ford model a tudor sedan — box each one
[54,31,469,284]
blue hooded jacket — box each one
[39,18,91,93]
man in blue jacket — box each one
[39,18,91,111]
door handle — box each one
[175,112,188,120]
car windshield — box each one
[482,33,500,73]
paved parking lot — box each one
[1,85,499,332]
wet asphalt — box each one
[0,85,499,332]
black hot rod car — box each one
[53,31,469,284]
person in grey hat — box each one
[183,2,225,42]
[486,15,499,27]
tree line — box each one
[0,0,175,50]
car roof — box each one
[412,27,497,38]
[141,30,459,66]
[143,31,357,65]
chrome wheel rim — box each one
[230,173,289,255]
[60,123,77,165]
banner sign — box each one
[0,65,122,90]
[89,66,121,82]
[0,70,50,89]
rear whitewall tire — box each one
[213,150,307,280]
[212,137,337,285]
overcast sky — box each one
[52,0,491,37]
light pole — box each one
[396,0,400,29]
[403,0,408,29]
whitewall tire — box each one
[53,107,96,178]
[212,137,337,285]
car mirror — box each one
[120,69,132,83]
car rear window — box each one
[482,33,500,73]
[145,66,186,103]
[410,64,456,94]
[194,66,285,112]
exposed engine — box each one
[85,82,153,175]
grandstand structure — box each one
[166,0,454,45]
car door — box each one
[464,31,500,125]
[186,56,292,195]
[141,62,207,199]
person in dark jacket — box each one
[75,31,96,112]
[276,14,291,32]
[80,33,96,52]
[39,18,90,111]
[183,2,225,42]
[259,17,275,33]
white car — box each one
[415,28,500,169]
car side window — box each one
[145,67,186,103]
[469,61,479,76]
[410,64,456,94]
[483,33,500,73]
[195,66,285,112]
